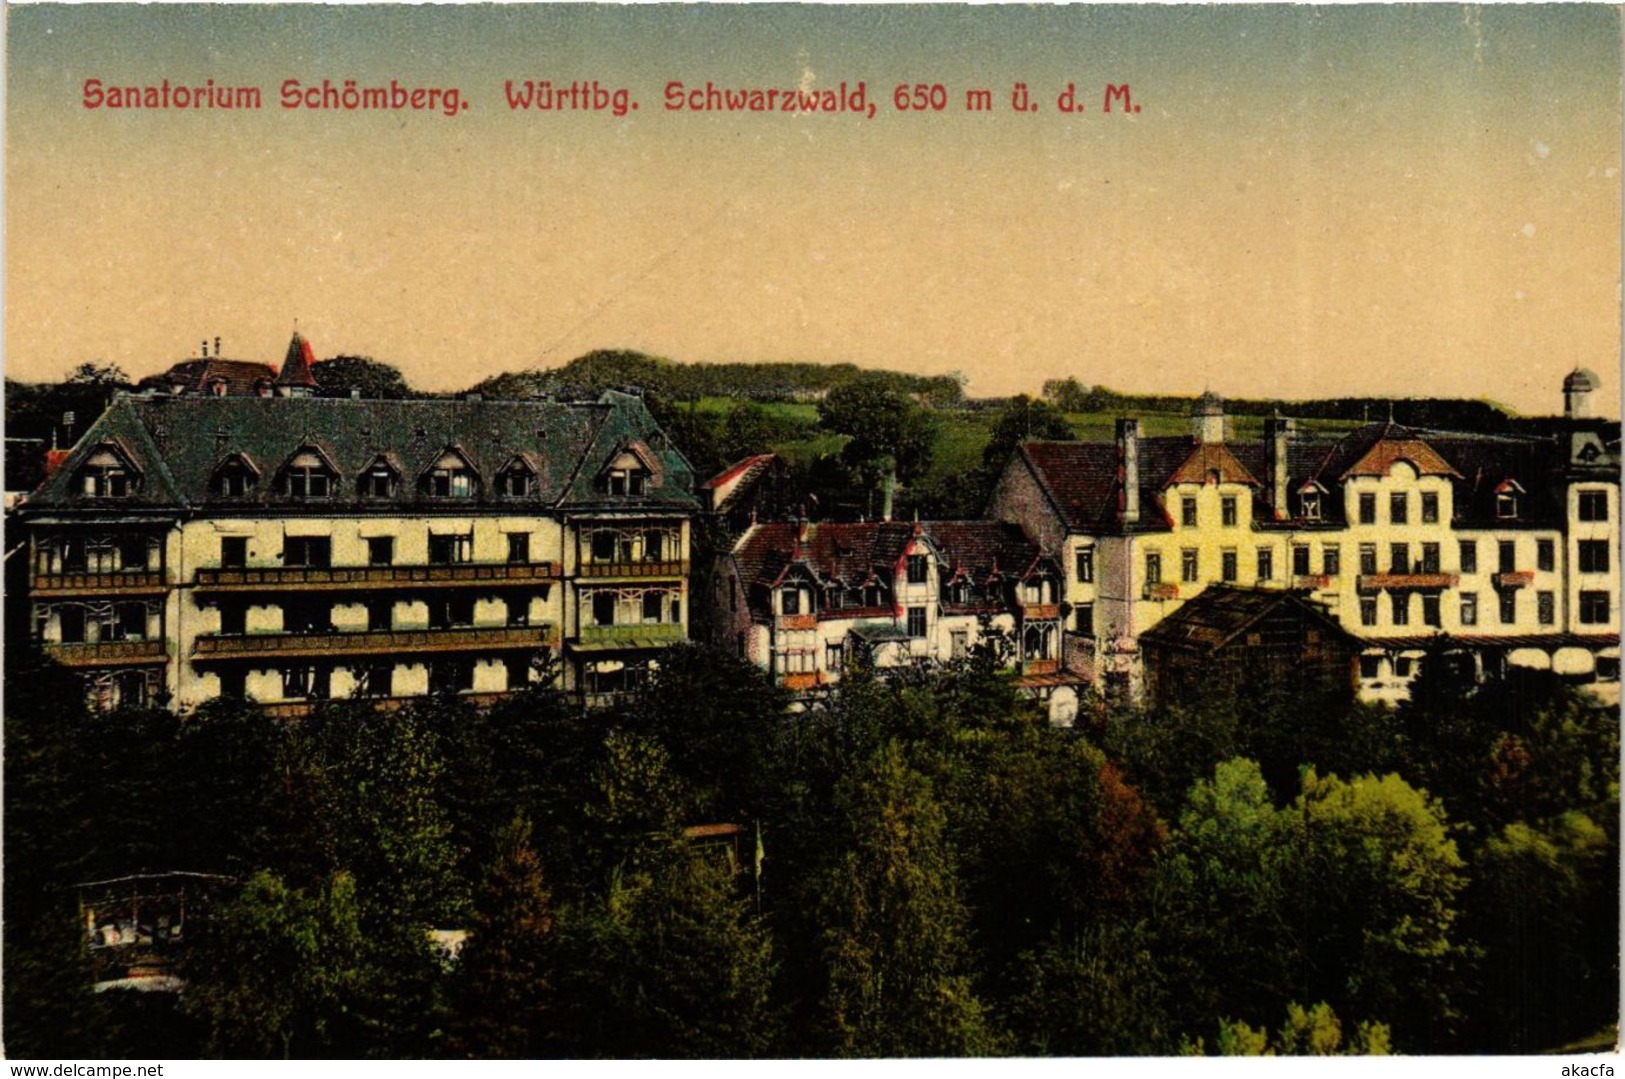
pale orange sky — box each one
[6,4,1620,415]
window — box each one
[1598,656,1621,682]
[1499,590,1517,624]
[1459,593,1478,626]
[1579,591,1611,624]
[1391,592,1410,625]
[1421,492,1439,524]
[367,537,394,566]
[591,531,617,562]
[1459,539,1478,574]
[642,591,664,623]
[429,595,475,630]
[368,600,393,632]
[430,658,475,695]
[592,592,616,626]
[1578,490,1608,522]
[359,462,398,499]
[1358,493,1377,525]
[497,464,536,498]
[1145,551,1162,586]
[284,536,331,568]
[282,666,330,701]
[58,606,87,643]
[1359,596,1377,627]
[907,555,929,584]
[1390,492,1408,525]
[212,459,257,497]
[1075,602,1094,636]
[1420,543,1440,574]
[217,668,247,700]
[1579,540,1609,573]
[1256,548,1273,581]
[1292,545,1310,576]
[644,530,668,562]
[429,533,472,565]
[285,598,333,635]
[505,657,530,690]
[508,533,531,564]
[1075,547,1095,583]
[1497,492,1519,520]
[1181,498,1197,527]
[1323,545,1341,577]
[1301,491,1322,520]
[221,536,247,568]
[1359,544,1377,575]
[1395,657,1414,679]
[1359,655,1381,679]
[1221,496,1238,527]
[907,606,927,638]
[1181,549,1199,583]
[781,589,801,616]
[1498,541,1516,574]
[1537,591,1555,626]
[828,641,847,670]
[1221,550,1238,583]
[1389,542,1408,574]
[427,453,476,498]
[219,602,246,636]
[1422,594,1441,627]
[1537,539,1555,572]
[283,452,333,498]
[76,450,135,498]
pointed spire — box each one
[275,329,318,396]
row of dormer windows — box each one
[1142,535,1579,585]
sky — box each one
[5,4,1621,416]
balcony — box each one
[1019,603,1062,622]
[1022,658,1062,677]
[1357,573,1459,593]
[44,639,167,668]
[192,624,552,661]
[1143,582,1180,601]
[780,671,829,692]
[1292,574,1333,591]
[777,613,818,631]
[32,570,168,598]
[573,622,686,650]
[194,562,558,592]
[1493,571,1535,590]
[577,559,689,580]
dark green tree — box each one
[450,816,556,1058]
[312,356,414,399]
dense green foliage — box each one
[3,632,1616,1057]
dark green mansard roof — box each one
[26,390,699,514]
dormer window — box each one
[358,459,400,499]
[211,456,259,498]
[424,451,478,498]
[1495,479,1524,521]
[497,461,537,498]
[280,449,336,498]
[76,448,137,498]
[602,448,653,497]
[1301,492,1321,520]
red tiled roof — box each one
[137,359,277,397]
[1165,442,1263,487]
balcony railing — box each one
[1493,571,1535,590]
[32,570,168,597]
[575,622,686,648]
[780,671,829,692]
[1022,658,1062,677]
[1020,603,1062,621]
[1143,582,1180,601]
[1292,574,1333,591]
[193,624,552,661]
[194,562,558,591]
[777,613,818,631]
[577,559,690,580]
[1356,573,1459,593]
[43,639,167,668]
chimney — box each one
[201,339,209,358]
[881,467,896,522]
[214,336,222,357]
[1563,368,1599,419]
[1266,416,1297,520]
[1116,418,1141,524]
[61,411,76,445]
